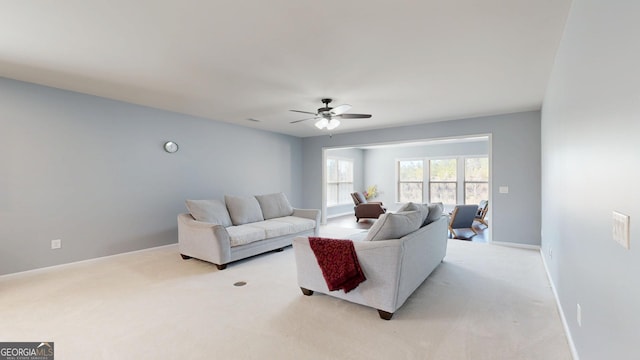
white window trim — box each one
[395,157,425,203]
[428,156,459,204]
[326,156,354,207]
[463,155,490,204]
[396,154,489,206]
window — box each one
[326,158,353,206]
[397,155,489,206]
[464,157,489,204]
[398,160,423,202]
[429,159,457,204]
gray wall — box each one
[541,0,640,358]
[0,77,302,275]
[325,147,364,217]
[363,140,489,212]
[302,111,541,246]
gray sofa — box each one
[293,202,448,319]
[178,193,320,269]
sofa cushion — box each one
[255,192,294,220]
[225,195,265,225]
[185,199,232,227]
[226,225,266,247]
[397,202,429,225]
[424,202,444,225]
[271,216,316,233]
[244,220,293,238]
[365,210,423,241]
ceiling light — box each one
[326,118,340,130]
[315,118,329,129]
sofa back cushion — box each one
[397,202,429,225]
[255,192,294,220]
[185,199,232,227]
[225,195,265,225]
[424,202,444,225]
[353,191,368,204]
[365,210,423,241]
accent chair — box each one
[350,191,386,222]
[449,204,479,240]
[474,200,489,228]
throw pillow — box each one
[255,192,294,220]
[365,210,423,241]
[397,202,429,225]
[225,195,265,225]
[396,202,416,212]
[424,202,444,225]
[185,199,232,227]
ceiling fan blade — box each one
[290,117,319,124]
[289,110,317,115]
[339,113,372,119]
[330,104,352,115]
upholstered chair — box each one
[350,191,386,222]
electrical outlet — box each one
[612,211,630,249]
[577,303,582,327]
[51,239,61,250]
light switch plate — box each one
[612,211,630,249]
[499,186,509,194]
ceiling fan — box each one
[289,98,372,130]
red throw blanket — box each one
[308,237,366,293]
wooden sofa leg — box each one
[377,310,394,320]
[180,254,192,260]
[300,287,314,296]
[216,264,227,270]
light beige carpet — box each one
[0,232,571,359]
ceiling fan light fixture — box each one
[315,118,329,129]
[327,118,341,130]
[290,98,370,131]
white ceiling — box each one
[0,0,572,138]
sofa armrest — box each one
[177,213,231,265]
[292,208,321,221]
[292,208,321,236]
[293,236,404,312]
[356,203,385,209]
[395,217,447,273]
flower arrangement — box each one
[363,185,378,200]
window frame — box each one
[463,156,489,204]
[428,157,458,204]
[326,157,354,207]
[395,155,489,206]
[396,158,424,203]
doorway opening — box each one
[322,134,492,243]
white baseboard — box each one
[0,243,177,279]
[540,250,580,360]
[491,241,540,250]
[327,211,355,219]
